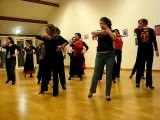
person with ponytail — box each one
[88,17,116,101]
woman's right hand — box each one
[2,44,6,47]
[41,34,52,40]
[102,25,112,35]
[155,50,159,57]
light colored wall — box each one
[47,0,160,70]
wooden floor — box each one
[0,68,159,120]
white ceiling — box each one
[0,0,61,35]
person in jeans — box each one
[2,37,21,85]
[88,17,116,101]
[134,18,159,88]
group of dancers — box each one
[2,17,159,101]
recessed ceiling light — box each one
[15,28,21,35]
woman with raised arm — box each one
[2,37,21,85]
[88,17,116,101]
[36,24,68,96]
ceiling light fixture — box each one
[15,28,21,35]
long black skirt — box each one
[23,54,35,74]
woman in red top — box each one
[68,33,89,80]
[112,29,123,80]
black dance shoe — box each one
[5,80,10,83]
[112,80,116,83]
[146,85,155,89]
[88,93,93,98]
[38,91,44,94]
[53,92,58,97]
[106,97,111,101]
[39,87,48,94]
[80,76,82,81]
[12,82,15,85]
[53,87,59,97]
[129,74,133,79]
[62,85,66,90]
[30,74,32,78]
[68,76,72,80]
[37,79,41,84]
[136,84,140,88]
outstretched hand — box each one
[41,34,52,40]
[101,25,112,35]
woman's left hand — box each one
[12,54,16,57]
[56,45,64,52]
[155,50,159,57]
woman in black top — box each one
[36,24,68,96]
[2,37,21,85]
[54,27,67,90]
[23,40,37,77]
[88,17,116,101]
[134,19,159,88]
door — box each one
[17,40,25,67]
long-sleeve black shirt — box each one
[3,44,21,60]
[36,35,68,61]
[136,27,158,51]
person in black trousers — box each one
[68,37,75,78]
[55,27,67,90]
[36,24,68,96]
[134,18,159,88]
[2,37,21,85]
[37,42,45,84]
[68,33,89,80]
[129,53,145,79]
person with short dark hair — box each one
[88,17,116,101]
[134,18,159,88]
[2,37,21,84]
[112,29,123,83]
[68,33,89,80]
